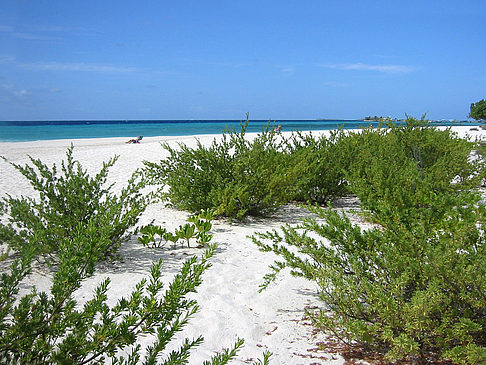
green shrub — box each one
[0,145,149,261]
[0,222,246,364]
[137,224,171,248]
[344,118,483,227]
[469,99,486,121]
[286,129,351,204]
[138,211,215,249]
[0,152,270,364]
[144,115,297,219]
[253,200,486,364]
[253,118,486,364]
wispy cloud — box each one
[0,55,15,64]
[24,61,140,74]
[0,83,62,106]
[27,25,73,32]
[0,23,98,42]
[321,62,416,73]
[0,25,14,32]
[13,32,62,41]
[273,65,295,76]
[1,84,30,97]
[280,65,295,75]
[0,24,63,41]
[0,84,32,105]
[0,24,72,33]
[3,56,162,76]
[210,61,251,68]
[323,81,349,87]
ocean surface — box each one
[0,119,480,142]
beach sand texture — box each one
[0,127,484,364]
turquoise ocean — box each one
[0,119,479,142]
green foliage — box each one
[0,150,255,364]
[138,211,215,249]
[251,350,273,365]
[145,114,481,220]
[254,200,486,364]
[175,223,196,248]
[285,129,351,204]
[138,224,169,248]
[344,118,482,227]
[0,247,9,262]
[144,115,297,219]
[253,118,486,364]
[195,208,216,221]
[469,99,486,121]
[0,145,149,261]
[0,222,245,364]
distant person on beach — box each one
[274,125,282,132]
[126,135,143,144]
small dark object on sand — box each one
[126,135,143,144]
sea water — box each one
[0,119,479,142]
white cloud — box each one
[0,24,73,33]
[321,62,416,73]
[323,81,348,87]
[46,88,62,93]
[0,24,96,41]
[139,107,151,114]
[27,25,71,32]
[0,24,62,40]
[280,66,295,75]
[1,84,28,96]
[0,83,62,107]
[273,65,295,76]
[13,32,62,41]
[24,62,139,74]
[211,61,251,68]
[0,84,32,105]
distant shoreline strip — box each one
[0,119,365,126]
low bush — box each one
[0,146,150,261]
[253,200,486,364]
[0,224,248,363]
[138,211,214,249]
[344,118,483,227]
[0,151,270,364]
[144,115,297,219]
[253,119,486,364]
[286,129,351,204]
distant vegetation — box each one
[469,99,486,121]
[363,115,391,121]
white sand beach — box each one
[0,126,484,364]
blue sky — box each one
[1,0,485,121]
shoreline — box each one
[0,123,486,147]
[0,124,484,145]
[1,120,484,144]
